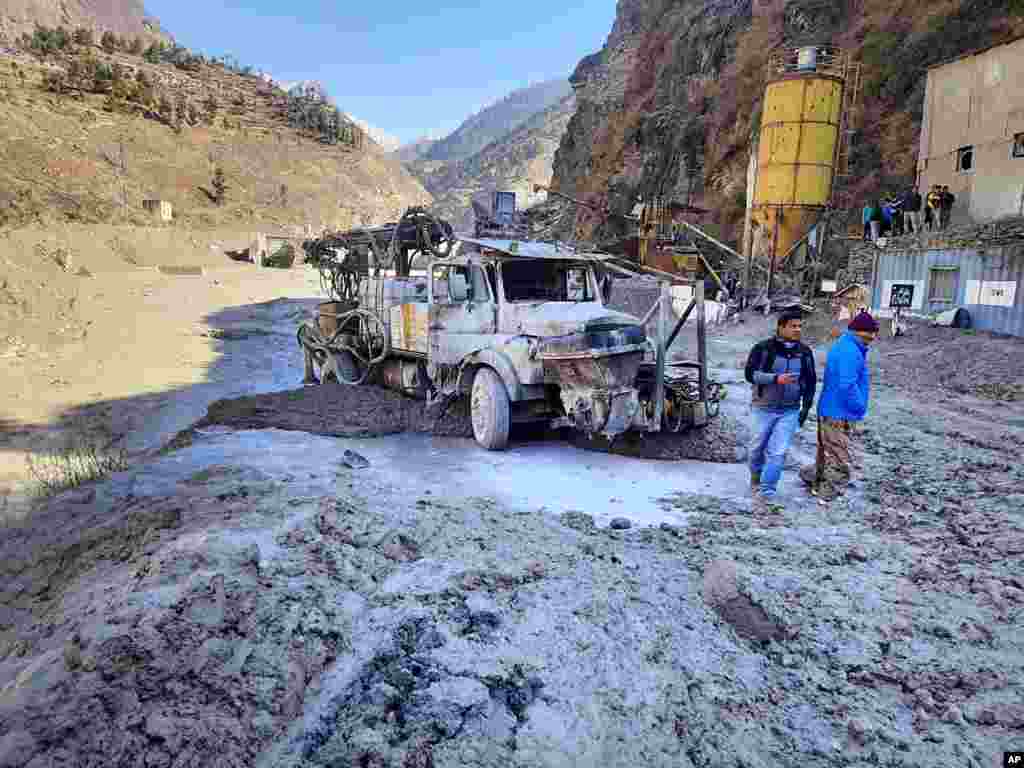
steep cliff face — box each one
[551,0,749,245]
[552,0,1024,249]
[0,0,169,44]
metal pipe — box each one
[653,282,667,432]
[677,219,744,261]
[665,298,696,350]
[696,280,707,403]
[640,295,661,325]
[776,209,830,271]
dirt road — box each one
[0,234,324,518]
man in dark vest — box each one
[744,309,818,511]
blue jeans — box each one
[749,407,800,498]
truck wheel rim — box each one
[472,384,490,437]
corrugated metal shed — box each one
[870,243,1024,337]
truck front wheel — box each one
[471,367,510,450]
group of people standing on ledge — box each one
[862,185,955,240]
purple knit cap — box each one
[849,312,879,332]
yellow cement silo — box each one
[750,47,850,278]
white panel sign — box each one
[965,280,1017,307]
[979,281,1017,307]
[965,279,981,305]
[820,280,837,293]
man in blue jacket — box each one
[801,311,879,502]
[744,309,817,511]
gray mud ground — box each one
[2,305,1024,768]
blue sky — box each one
[143,1,615,145]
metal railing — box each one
[768,46,851,79]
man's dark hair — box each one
[777,309,803,327]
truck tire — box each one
[471,367,510,451]
[325,350,362,385]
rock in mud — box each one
[341,449,370,469]
[701,559,783,643]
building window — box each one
[929,268,959,303]
[1013,133,1024,159]
[956,146,974,172]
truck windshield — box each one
[502,260,592,302]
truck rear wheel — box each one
[471,367,510,450]
[324,350,362,385]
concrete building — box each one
[142,199,173,222]
[918,35,1024,225]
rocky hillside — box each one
[0,46,430,231]
[0,0,169,45]
[550,0,1024,248]
[411,93,576,231]
[422,78,572,164]
[345,114,401,153]
[394,136,438,165]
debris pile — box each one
[189,384,474,439]
[874,320,1024,401]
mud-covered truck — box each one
[299,209,722,451]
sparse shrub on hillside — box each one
[165,45,202,73]
[44,70,67,95]
[157,94,173,120]
[211,167,228,205]
[24,25,71,56]
[73,27,94,47]
[100,31,119,54]
[134,81,155,108]
[143,42,163,64]
[105,78,133,112]
[65,55,90,93]
[202,94,219,125]
[92,61,114,94]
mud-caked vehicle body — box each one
[300,234,720,451]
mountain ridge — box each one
[0,0,170,45]
[422,78,572,164]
